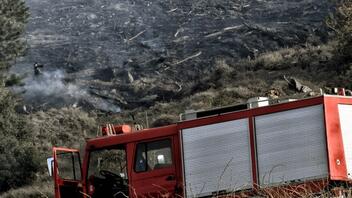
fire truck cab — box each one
[51,124,182,198]
[50,95,352,198]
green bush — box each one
[327,1,352,69]
[0,0,34,191]
[5,74,24,87]
[0,0,29,69]
[0,87,40,192]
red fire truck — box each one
[49,95,352,198]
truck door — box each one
[53,147,83,198]
[131,137,177,197]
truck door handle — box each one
[166,175,175,181]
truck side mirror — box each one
[47,157,54,177]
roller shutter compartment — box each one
[181,119,252,197]
[255,105,328,186]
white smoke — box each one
[17,69,120,112]
[23,70,85,99]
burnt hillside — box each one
[11,0,333,111]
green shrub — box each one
[0,0,29,69]
[0,87,40,192]
[327,1,352,71]
[5,74,24,87]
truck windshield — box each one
[87,146,128,198]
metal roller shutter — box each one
[182,119,252,197]
[255,105,328,186]
[338,104,352,179]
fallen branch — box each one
[175,51,202,65]
[224,25,243,31]
[173,35,190,43]
[243,22,278,34]
[205,25,243,38]
[167,8,178,13]
[32,187,49,198]
[128,30,146,41]
[175,81,182,92]
[205,31,223,38]
[174,28,183,37]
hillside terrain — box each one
[3,0,352,197]
[11,0,333,111]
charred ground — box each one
[11,0,333,111]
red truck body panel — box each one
[324,95,352,181]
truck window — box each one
[57,151,81,180]
[134,139,173,172]
[87,146,129,198]
[88,147,127,179]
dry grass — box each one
[28,107,98,154]
[4,179,352,198]
[0,181,53,198]
[242,43,336,71]
[182,180,352,198]
[254,182,352,198]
